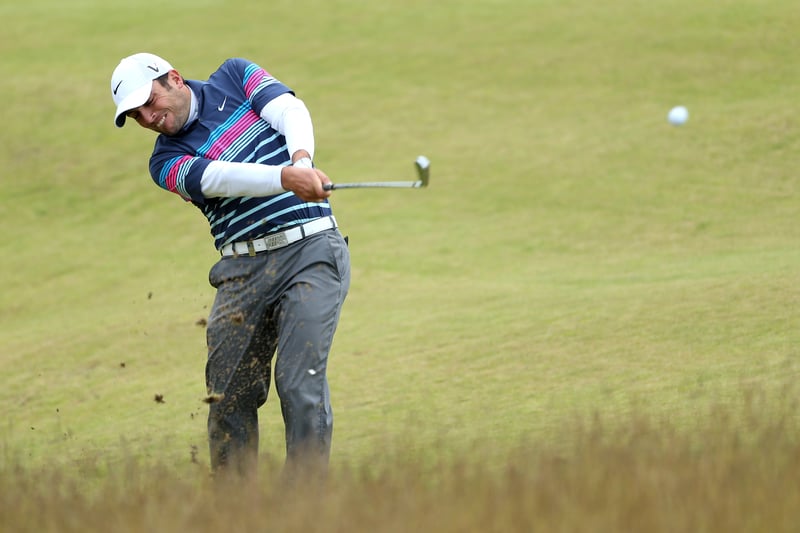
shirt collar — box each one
[183,87,199,131]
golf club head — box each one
[415,155,430,187]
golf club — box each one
[323,155,430,190]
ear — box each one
[168,69,185,88]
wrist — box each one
[293,157,313,169]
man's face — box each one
[126,70,191,136]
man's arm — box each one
[260,92,315,163]
[261,93,333,198]
[200,159,332,202]
[200,161,285,198]
[199,92,329,201]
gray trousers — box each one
[205,229,350,476]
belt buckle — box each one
[265,232,289,250]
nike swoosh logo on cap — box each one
[147,64,160,73]
[113,80,123,95]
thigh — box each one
[274,232,350,387]
[206,256,279,400]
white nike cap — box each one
[111,53,173,128]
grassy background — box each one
[1,0,799,529]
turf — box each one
[1,0,799,523]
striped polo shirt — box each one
[148,58,331,250]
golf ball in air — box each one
[668,106,689,126]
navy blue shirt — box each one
[148,58,331,250]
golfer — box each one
[110,53,350,478]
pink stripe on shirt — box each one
[244,69,271,98]
[165,155,194,196]
[204,111,262,160]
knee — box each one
[280,380,333,429]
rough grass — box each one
[3,389,799,533]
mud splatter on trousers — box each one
[204,230,350,477]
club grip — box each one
[323,183,335,191]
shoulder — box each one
[150,134,182,164]
[213,57,259,77]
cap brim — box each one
[114,83,152,128]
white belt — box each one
[220,216,337,257]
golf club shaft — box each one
[323,155,430,191]
[324,181,423,190]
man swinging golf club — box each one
[110,52,350,480]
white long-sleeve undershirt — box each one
[261,92,315,160]
[199,93,315,198]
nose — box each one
[139,106,158,126]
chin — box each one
[157,123,178,136]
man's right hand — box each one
[281,166,333,203]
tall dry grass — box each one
[2,389,798,533]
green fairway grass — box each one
[2,0,799,529]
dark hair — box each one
[154,72,172,88]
